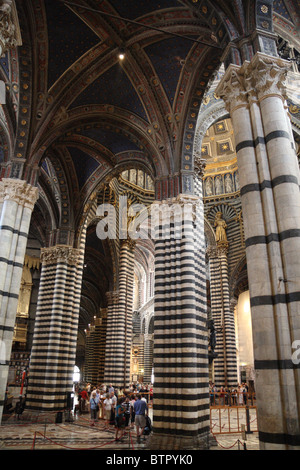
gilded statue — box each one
[214,211,227,243]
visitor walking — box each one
[103,393,112,429]
[115,397,126,441]
[90,391,100,426]
[134,394,148,443]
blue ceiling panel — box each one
[44,0,100,88]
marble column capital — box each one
[244,52,290,102]
[206,242,229,259]
[216,241,229,256]
[215,64,248,114]
[193,153,207,180]
[106,290,119,305]
[40,245,81,266]
[216,54,291,112]
[0,0,22,56]
[0,178,38,210]
[121,238,136,251]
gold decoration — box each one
[214,212,227,243]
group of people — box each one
[209,382,254,406]
[76,382,151,443]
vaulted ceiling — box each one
[1,0,299,344]
[1,1,299,238]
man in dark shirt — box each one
[133,394,148,442]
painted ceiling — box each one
[2,0,300,219]
[37,0,299,192]
[2,0,298,332]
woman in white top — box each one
[103,393,112,429]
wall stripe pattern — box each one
[217,54,300,449]
[0,179,38,422]
[25,245,81,411]
[150,191,210,450]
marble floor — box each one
[0,406,259,452]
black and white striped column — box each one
[207,243,238,388]
[150,193,210,450]
[98,308,107,384]
[104,290,119,385]
[25,245,81,412]
[217,53,300,449]
[0,178,38,423]
[104,239,135,388]
[143,333,153,384]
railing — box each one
[210,405,258,434]
[209,392,257,434]
[209,391,256,407]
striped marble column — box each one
[25,245,81,412]
[98,308,107,383]
[143,334,153,383]
[206,246,225,387]
[149,193,209,450]
[0,178,38,423]
[216,53,300,449]
[104,239,135,388]
[206,243,238,388]
[104,290,119,385]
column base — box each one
[146,431,210,450]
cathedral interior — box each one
[0,0,300,451]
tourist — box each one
[130,394,137,428]
[134,394,148,443]
[115,398,126,441]
[90,390,100,426]
[103,393,112,429]
[122,395,132,428]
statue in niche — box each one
[214,211,227,243]
[215,176,222,195]
[138,170,144,188]
[225,174,233,193]
[147,175,154,191]
[205,177,213,196]
[130,169,137,185]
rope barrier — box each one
[30,430,123,450]
[210,432,246,450]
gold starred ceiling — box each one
[201,118,239,198]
